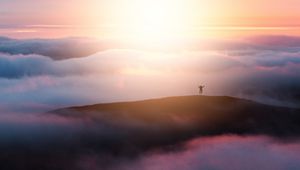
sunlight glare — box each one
[116,0,192,43]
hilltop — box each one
[53,95,300,138]
[2,95,299,170]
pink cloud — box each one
[114,135,300,170]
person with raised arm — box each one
[198,85,205,95]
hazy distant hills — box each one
[53,95,300,139]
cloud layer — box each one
[1,35,300,113]
[0,109,300,170]
[115,135,300,170]
[0,37,112,60]
[0,35,300,169]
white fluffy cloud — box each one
[0,36,300,113]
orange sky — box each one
[1,0,300,39]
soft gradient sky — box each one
[1,0,300,39]
[1,2,300,169]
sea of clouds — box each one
[0,35,300,114]
[0,35,300,170]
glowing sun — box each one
[112,0,192,42]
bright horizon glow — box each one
[105,0,194,43]
[2,0,300,39]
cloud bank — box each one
[0,35,300,112]
[0,109,300,170]
[0,37,113,60]
[115,135,300,170]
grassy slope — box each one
[53,95,300,137]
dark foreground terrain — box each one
[1,96,300,170]
[55,95,300,138]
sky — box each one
[1,0,300,39]
[1,1,300,170]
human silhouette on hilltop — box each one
[198,85,205,95]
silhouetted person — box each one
[199,85,205,95]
